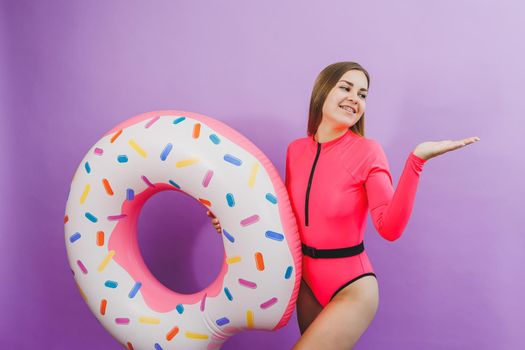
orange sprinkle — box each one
[110,129,122,143]
[97,231,105,246]
[100,299,107,315]
[198,198,211,206]
[102,178,114,195]
[64,215,69,224]
[126,342,134,350]
[255,252,265,271]
[166,326,180,341]
[193,123,201,138]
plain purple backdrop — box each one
[1,0,524,349]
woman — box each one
[208,62,479,349]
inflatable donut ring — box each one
[64,110,301,350]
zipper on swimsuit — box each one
[305,142,321,226]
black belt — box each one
[301,241,364,259]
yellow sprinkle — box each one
[97,250,115,272]
[226,256,241,264]
[128,139,147,158]
[246,310,254,328]
[139,317,161,324]
[80,184,90,204]
[248,163,259,188]
[176,158,199,168]
[185,332,209,340]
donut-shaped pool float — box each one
[64,110,301,350]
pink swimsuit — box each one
[285,128,426,307]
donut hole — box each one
[138,189,224,294]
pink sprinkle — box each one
[238,278,257,289]
[145,116,160,129]
[94,147,104,155]
[202,170,214,188]
[115,318,130,325]
[200,293,207,311]
[260,297,278,309]
[77,260,88,274]
[141,175,156,188]
[240,215,260,227]
[107,214,127,221]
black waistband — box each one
[301,241,364,259]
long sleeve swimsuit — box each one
[285,128,426,307]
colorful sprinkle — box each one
[97,250,115,272]
[222,229,235,243]
[200,293,207,311]
[166,326,180,341]
[111,129,122,143]
[129,282,142,298]
[260,297,278,309]
[80,184,90,204]
[226,256,241,264]
[185,332,208,340]
[100,299,107,315]
[238,278,257,289]
[126,188,134,200]
[94,147,104,155]
[176,158,199,167]
[255,252,265,271]
[209,134,221,144]
[69,232,81,243]
[115,318,130,325]
[168,180,180,189]
[224,287,233,301]
[265,230,284,241]
[64,215,69,223]
[145,116,160,128]
[96,231,104,246]
[202,170,214,187]
[117,155,128,163]
[126,342,134,350]
[141,175,155,188]
[176,304,184,314]
[85,212,98,223]
[265,193,277,204]
[248,163,259,188]
[226,193,235,207]
[128,139,147,158]
[285,266,293,279]
[160,143,173,161]
[107,214,127,221]
[192,123,201,138]
[105,280,118,288]
[173,116,186,124]
[246,310,254,328]
[198,198,211,206]
[77,260,88,274]
[240,215,259,226]
[102,178,114,196]
[139,316,160,324]
[154,343,163,350]
[216,317,230,326]
[84,162,91,174]
[224,154,242,166]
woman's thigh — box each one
[293,275,379,350]
[296,278,323,335]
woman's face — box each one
[321,69,368,130]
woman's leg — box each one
[296,278,323,334]
[292,275,379,350]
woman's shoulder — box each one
[286,135,310,153]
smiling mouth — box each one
[340,105,356,115]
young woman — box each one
[208,61,479,349]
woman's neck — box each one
[314,122,350,143]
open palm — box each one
[413,136,480,161]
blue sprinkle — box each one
[216,317,230,326]
[85,212,98,223]
[126,188,134,201]
[84,162,91,174]
[105,280,118,288]
[226,193,235,207]
[224,287,233,301]
[265,193,277,204]
[209,134,221,144]
[265,230,284,241]
[160,143,173,161]
[285,266,293,279]
[69,232,81,243]
[154,344,163,350]
[173,116,186,124]
[176,304,184,314]
[169,180,180,189]
[128,282,142,298]
[222,229,235,243]
[223,154,242,166]
[117,155,128,163]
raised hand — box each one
[413,136,480,161]
[206,210,222,234]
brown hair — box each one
[307,62,370,137]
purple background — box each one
[1,0,524,349]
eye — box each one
[340,86,350,92]
[359,93,367,99]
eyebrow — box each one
[338,80,368,92]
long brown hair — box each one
[307,62,370,137]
